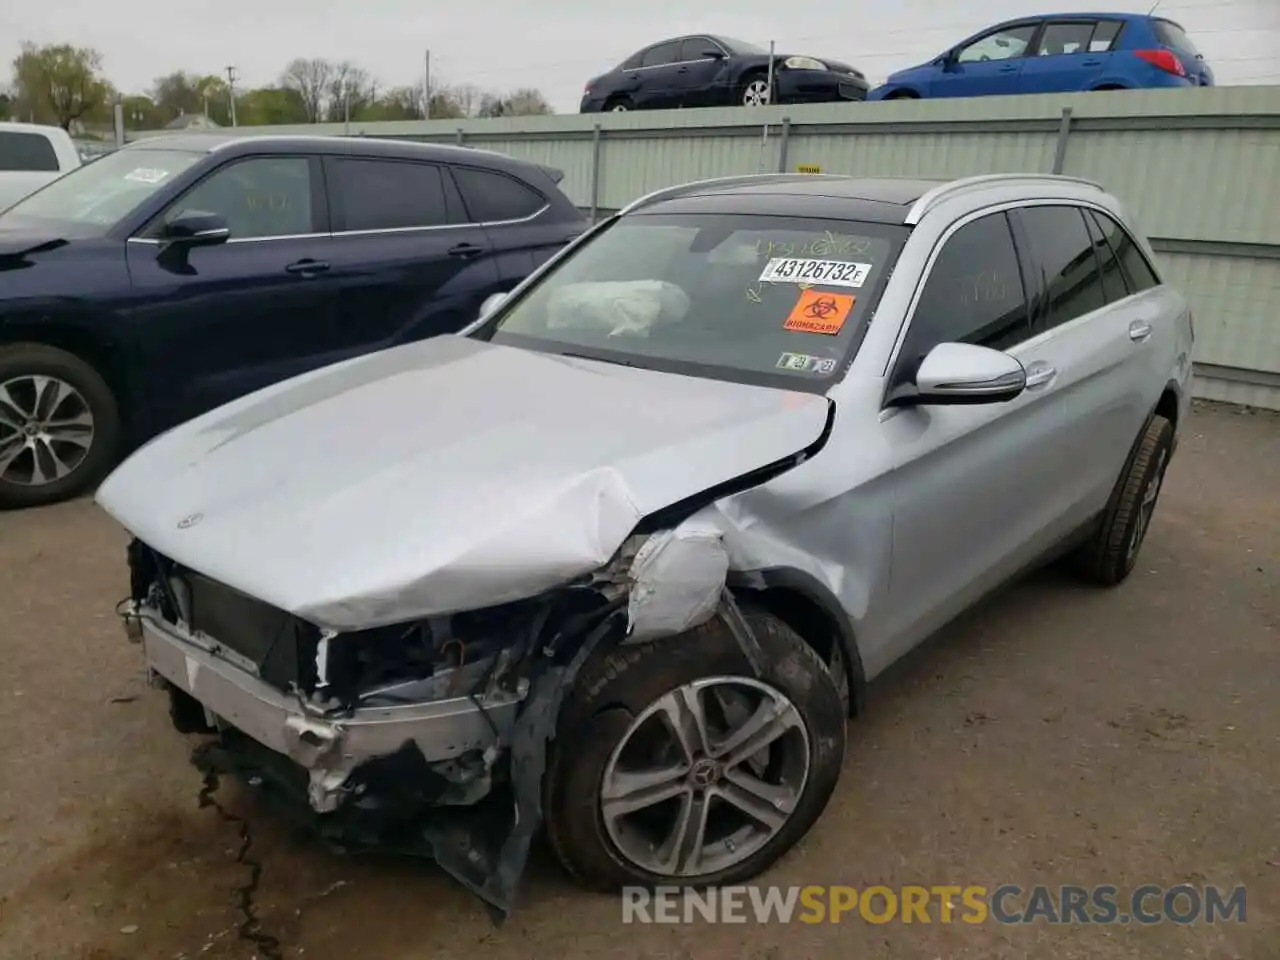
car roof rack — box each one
[621,173,840,215]
[903,173,1105,226]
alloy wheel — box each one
[0,374,96,487]
[743,79,772,107]
[600,676,810,879]
[1126,446,1168,563]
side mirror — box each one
[702,48,727,59]
[478,291,509,321]
[161,211,230,247]
[888,342,1026,406]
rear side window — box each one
[1088,210,1161,293]
[0,131,59,172]
[1083,211,1128,303]
[330,158,449,231]
[1090,20,1123,51]
[1152,19,1200,57]
[452,167,546,223]
[1018,205,1107,333]
[1038,22,1097,56]
[621,51,644,70]
[898,211,1032,378]
[641,41,681,67]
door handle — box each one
[1000,64,1018,72]
[448,243,484,259]
[677,66,690,73]
[284,258,330,276]
[1128,320,1153,342]
[1082,58,1102,66]
[1024,363,1057,390]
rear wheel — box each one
[544,606,847,891]
[1072,415,1174,586]
[885,90,919,99]
[0,343,121,510]
[606,96,632,112]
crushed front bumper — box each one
[136,608,525,812]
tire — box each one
[0,342,121,510]
[544,605,847,892]
[606,97,632,112]
[1072,414,1173,586]
[885,90,919,99]
[740,73,772,107]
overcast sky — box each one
[3,0,1277,113]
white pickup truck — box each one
[0,121,82,211]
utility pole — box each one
[423,49,431,120]
[225,65,238,126]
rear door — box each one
[124,154,341,429]
[321,155,500,358]
[1008,203,1154,528]
[449,165,569,282]
[932,22,1039,97]
[1021,19,1122,92]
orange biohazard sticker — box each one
[783,289,855,335]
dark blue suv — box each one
[868,13,1213,100]
[0,135,586,508]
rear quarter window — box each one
[0,131,59,172]
[452,167,547,223]
[1152,19,1200,56]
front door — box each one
[123,154,340,431]
[634,40,685,110]
[931,23,1039,97]
[874,209,1062,665]
[321,156,500,359]
[675,37,731,107]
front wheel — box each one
[0,343,121,510]
[544,606,846,891]
[741,75,772,107]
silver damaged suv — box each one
[97,172,1194,917]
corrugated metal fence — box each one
[131,87,1280,409]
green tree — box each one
[236,86,309,125]
[122,94,162,130]
[0,90,12,121]
[11,42,110,130]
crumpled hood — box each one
[96,335,829,630]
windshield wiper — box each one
[555,350,639,368]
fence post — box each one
[456,127,465,146]
[113,99,125,148]
[777,117,792,173]
[1052,106,1074,175]
[590,121,602,221]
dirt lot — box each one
[0,399,1276,960]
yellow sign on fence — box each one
[796,163,822,174]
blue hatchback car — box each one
[868,12,1213,100]
[0,135,586,508]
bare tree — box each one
[280,57,333,122]
[502,87,553,116]
[326,61,373,121]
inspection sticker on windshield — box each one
[777,352,838,374]
[759,257,871,288]
[123,168,170,184]
[784,289,855,335]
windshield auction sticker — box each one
[759,257,871,288]
[784,290,855,335]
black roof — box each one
[640,175,947,225]
[124,133,560,179]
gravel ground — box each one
[0,399,1276,960]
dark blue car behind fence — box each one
[0,134,587,509]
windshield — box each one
[0,148,202,234]
[483,212,906,392]
[716,36,770,55]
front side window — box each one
[1018,205,1107,332]
[331,158,448,231]
[894,211,1031,383]
[958,24,1038,63]
[0,131,58,172]
[0,148,202,235]
[161,156,313,240]
[679,38,720,61]
[482,212,906,392]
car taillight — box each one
[1135,49,1186,77]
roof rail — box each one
[621,173,831,216]
[904,173,1104,226]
